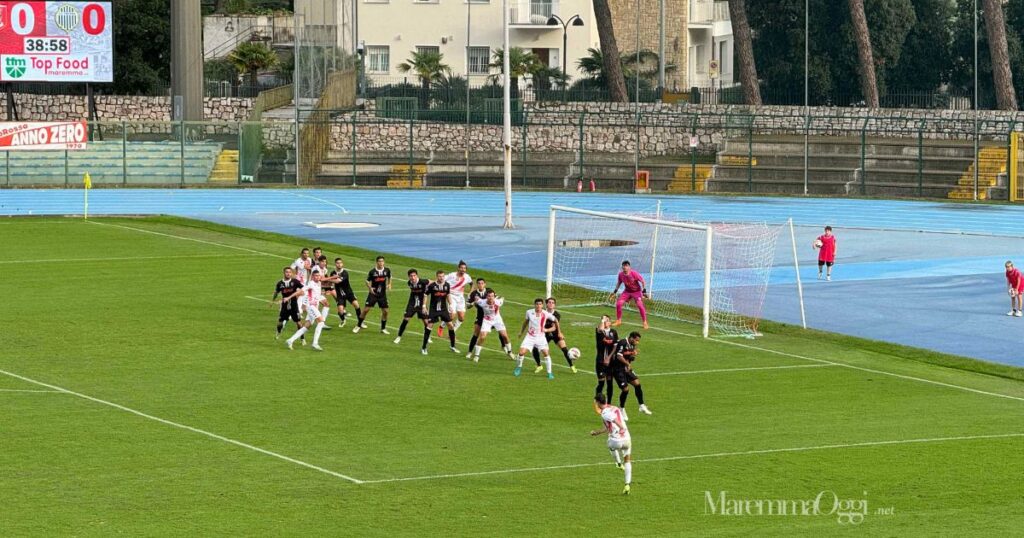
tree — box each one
[489,48,542,100]
[728,0,762,105]
[886,0,953,93]
[591,0,629,102]
[112,0,171,95]
[397,50,449,109]
[228,42,279,90]
[848,0,880,107]
[982,0,1018,109]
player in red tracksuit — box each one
[814,226,837,281]
[1005,261,1023,317]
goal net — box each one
[545,205,804,338]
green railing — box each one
[240,83,294,182]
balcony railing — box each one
[510,0,558,26]
[690,0,730,24]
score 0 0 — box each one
[7,2,108,35]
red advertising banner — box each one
[0,121,87,149]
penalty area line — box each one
[643,364,836,376]
[0,368,365,484]
[361,432,1024,484]
[0,388,63,393]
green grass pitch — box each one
[2,216,1023,536]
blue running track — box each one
[2,189,1021,366]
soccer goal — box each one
[545,205,806,338]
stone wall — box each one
[319,101,1024,158]
[609,0,687,90]
[0,93,254,122]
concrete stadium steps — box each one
[209,150,240,183]
[947,147,1006,200]
[2,141,223,185]
[711,135,1008,198]
[668,164,711,193]
[318,151,576,188]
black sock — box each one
[468,334,479,351]
[339,311,347,322]
[356,315,365,326]
[606,381,614,404]
[398,319,409,336]
[595,380,605,397]
[422,328,431,350]
[635,384,645,406]
[448,328,457,347]
[498,333,508,347]
[532,348,542,366]
[562,346,572,365]
[276,322,284,334]
[619,390,629,409]
[355,307,363,319]
[381,319,388,331]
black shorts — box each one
[613,368,638,389]
[335,287,357,304]
[817,261,834,268]
[428,309,452,324]
[474,312,484,326]
[595,359,611,379]
[545,331,560,343]
[366,292,388,309]
[405,302,428,320]
[278,304,299,323]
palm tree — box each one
[847,0,880,108]
[982,0,1018,110]
[397,50,450,109]
[489,47,542,100]
[576,48,607,85]
[591,0,628,102]
[228,42,278,91]
[727,0,761,105]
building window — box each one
[416,46,440,56]
[467,46,490,74]
[367,46,390,74]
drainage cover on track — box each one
[303,222,380,229]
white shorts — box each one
[305,304,324,323]
[449,294,467,313]
[520,333,549,351]
[608,436,632,456]
[480,317,506,333]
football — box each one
[814,239,823,248]
[568,347,581,360]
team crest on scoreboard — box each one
[55,4,81,32]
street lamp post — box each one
[546,14,584,99]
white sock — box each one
[287,326,308,344]
[545,355,552,374]
[610,449,622,465]
[516,355,524,368]
[321,306,329,318]
[474,345,482,357]
[313,322,325,345]
[503,344,511,353]
[454,320,462,330]
[624,461,632,485]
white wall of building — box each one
[357,0,600,82]
[686,0,734,88]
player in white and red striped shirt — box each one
[514,299,553,379]
[440,261,472,336]
[468,289,511,363]
[590,392,633,495]
[282,270,328,351]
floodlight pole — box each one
[803,0,809,196]
[658,0,665,92]
[466,0,472,188]
[502,0,514,229]
[973,0,979,201]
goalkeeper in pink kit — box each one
[609,260,649,330]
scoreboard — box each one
[0,2,112,83]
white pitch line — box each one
[98,220,1024,404]
[0,368,365,484]
[643,364,835,377]
[0,253,248,265]
[0,388,63,393]
[504,300,1024,404]
[85,220,290,260]
[360,432,1024,484]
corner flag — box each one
[83,173,91,219]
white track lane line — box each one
[503,300,1024,404]
[360,432,1024,484]
[0,368,364,484]
[92,219,1024,404]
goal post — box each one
[546,204,806,338]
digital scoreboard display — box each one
[0,2,112,83]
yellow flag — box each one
[83,172,92,190]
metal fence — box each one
[2,110,1020,203]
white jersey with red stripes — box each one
[300,281,323,311]
[525,309,547,337]
[600,406,630,440]
[475,297,504,321]
[291,257,312,284]
[445,272,472,295]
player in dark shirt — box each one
[465,278,514,359]
[394,269,430,345]
[613,331,651,416]
[272,266,305,344]
[594,315,618,403]
[327,258,363,328]
[354,255,392,334]
[422,270,458,355]
[531,297,576,373]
